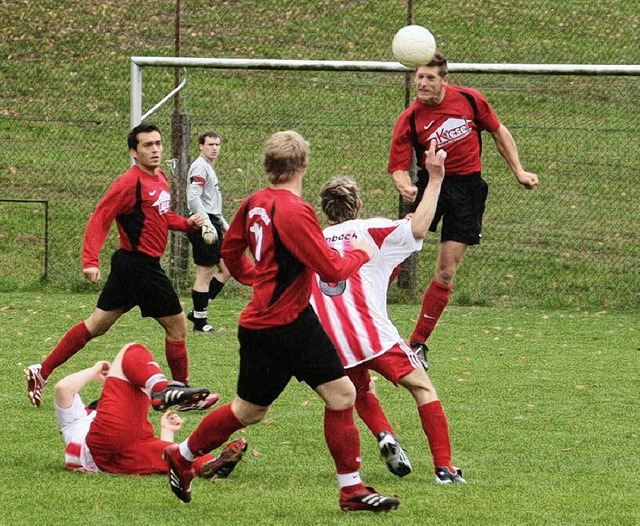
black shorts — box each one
[96,249,182,318]
[236,306,347,407]
[187,214,225,266]
[414,172,489,246]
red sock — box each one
[410,279,452,344]
[187,404,245,457]
[41,322,92,379]
[355,391,394,437]
[419,400,452,469]
[165,339,189,384]
[121,343,167,391]
[324,406,362,475]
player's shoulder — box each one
[111,166,139,188]
[361,215,396,227]
[450,84,488,102]
[399,99,423,118]
[188,155,209,172]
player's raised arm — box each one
[411,141,445,240]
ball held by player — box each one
[201,224,218,245]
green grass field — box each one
[2,2,639,524]
[1,292,638,525]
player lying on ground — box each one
[54,341,246,479]
[311,140,465,484]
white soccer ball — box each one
[392,25,437,69]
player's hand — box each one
[202,224,218,245]
[83,267,100,283]
[516,170,539,189]
[351,239,375,261]
[161,410,185,432]
[90,360,110,382]
[188,213,206,227]
[423,140,446,182]
[399,185,419,205]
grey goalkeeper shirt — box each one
[186,155,229,230]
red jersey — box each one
[82,165,193,269]
[221,187,369,329]
[387,85,501,176]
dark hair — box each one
[426,51,448,77]
[199,130,222,145]
[128,122,161,150]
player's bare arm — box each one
[491,125,539,189]
[53,360,110,408]
[392,170,419,204]
[411,142,446,239]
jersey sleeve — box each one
[467,88,501,132]
[220,201,256,285]
[165,211,195,232]
[387,106,415,173]
[186,162,209,218]
[81,176,132,269]
[277,202,369,282]
[366,218,422,266]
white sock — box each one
[179,440,195,461]
[337,472,362,488]
[145,374,167,396]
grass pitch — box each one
[1,292,638,525]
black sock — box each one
[191,290,209,313]
[208,278,225,301]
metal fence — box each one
[2,0,639,310]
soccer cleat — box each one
[340,486,400,512]
[25,364,47,408]
[164,444,195,503]
[198,438,248,479]
[177,392,221,412]
[187,310,220,333]
[435,466,466,485]
[377,431,412,477]
[410,342,430,371]
[151,382,210,412]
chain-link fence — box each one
[2,1,638,310]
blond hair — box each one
[263,130,310,184]
[320,175,361,224]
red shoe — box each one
[164,444,195,503]
[177,393,220,412]
[198,438,248,479]
[340,486,400,512]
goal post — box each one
[130,57,640,131]
[130,56,640,295]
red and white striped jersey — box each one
[55,393,99,473]
[311,217,422,368]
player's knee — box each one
[232,399,268,425]
[324,377,356,409]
